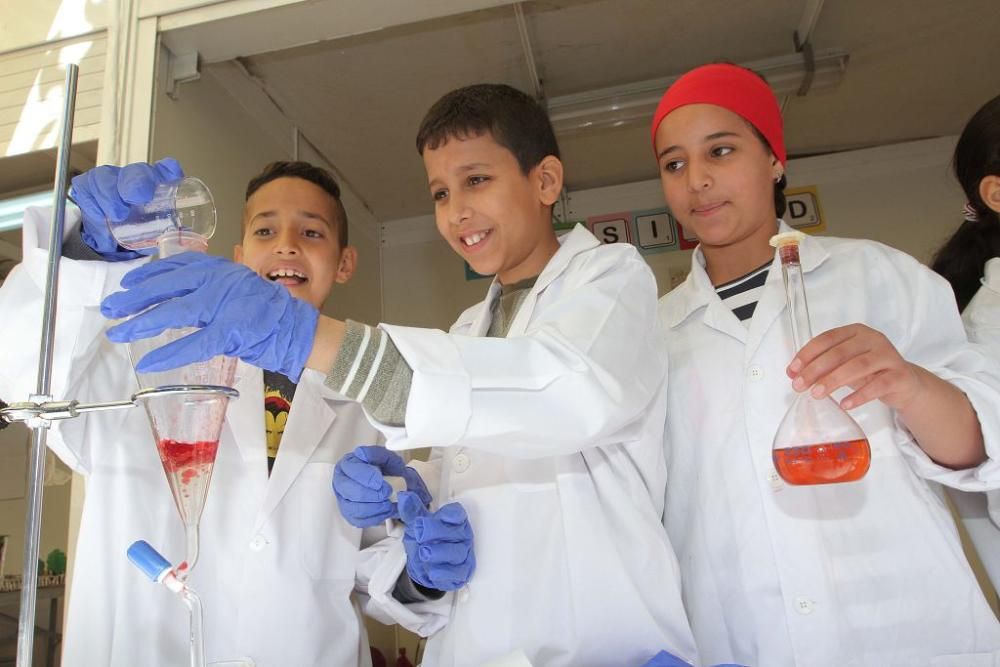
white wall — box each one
[0,1,108,55]
[380,136,964,332]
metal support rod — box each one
[17,62,78,667]
[513,3,543,101]
[795,0,826,49]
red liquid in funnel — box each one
[772,438,870,485]
[156,439,219,524]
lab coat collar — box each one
[469,224,599,336]
[534,224,600,292]
[664,219,831,331]
[984,257,1000,291]
[226,362,267,467]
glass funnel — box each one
[770,231,870,485]
[129,230,237,578]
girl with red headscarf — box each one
[652,63,1000,666]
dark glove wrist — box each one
[74,224,143,262]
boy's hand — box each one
[100,251,318,381]
[787,323,925,411]
[333,446,432,528]
[639,651,744,667]
[639,651,692,667]
[398,491,475,592]
[70,158,183,260]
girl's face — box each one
[654,103,781,254]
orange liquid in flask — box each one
[772,438,870,485]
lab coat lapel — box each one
[743,258,786,360]
[225,362,266,467]
[677,248,748,344]
[253,370,336,533]
[507,225,599,335]
[469,281,503,337]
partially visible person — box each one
[932,92,1000,593]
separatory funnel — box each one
[770,231,870,485]
[128,230,237,578]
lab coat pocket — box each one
[297,462,361,583]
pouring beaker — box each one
[109,177,216,251]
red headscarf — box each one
[650,63,786,165]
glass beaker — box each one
[109,177,216,251]
[129,230,237,578]
[770,231,870,485]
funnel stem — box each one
[181,586,205,667]
[178,524,200,582]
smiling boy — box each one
[102,84,698,667]
[0,159,382,666]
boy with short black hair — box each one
[103,84,699,667]
[0,159,380,666]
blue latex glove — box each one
[640,652,745,667]
[639,652,691,667]
[398,490,475,592]
[101,251,319,381]
[70,158,184,260]
[333,446,432,528]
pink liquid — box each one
[156,439,219,524]
[773,439,871,485]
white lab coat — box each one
[355,226,698,667]
[659,222,1000,667]
[0,207,379,666]
[950,256,1000,593]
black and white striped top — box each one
[716,261,771,323]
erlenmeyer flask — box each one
[129,230,237,578]
[770,231,870,485]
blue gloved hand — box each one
[333,446,432,528]
[639,651,692,667]
[640,652,745,667]
[100,251,319,381]
[398,490,475,592]
[70,158,184,260]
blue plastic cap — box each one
[127,540,172,582]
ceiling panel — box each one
[208,0,1000,221]
[525,0,803,96]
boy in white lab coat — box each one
[101,84,699,667]
[650,63,1000,666]
[0,161,382,666]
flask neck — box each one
[779,243,814,351]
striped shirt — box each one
[325,277,537,427]
[716,261,771,324]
